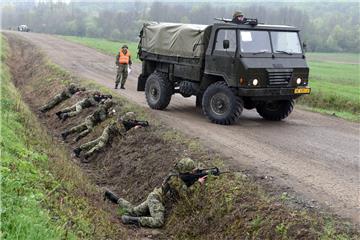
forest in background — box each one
[1,1,359,52]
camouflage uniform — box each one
[115,45,132,89]
[74,112,137,158]
[39,83,83,112]
[61,99,114,141]
[58,96,99,118]
[118,158,196,228]
[77,121,125,158]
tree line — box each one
[1,1,359,52]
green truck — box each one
[137,20,310,125]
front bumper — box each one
[237,87,311,99]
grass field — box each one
[300,53,360,120]
[61,36,140,62]
[61,36,359,121]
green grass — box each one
[61,36,139,62]
[1,36,75,239]
[298,59,360,120]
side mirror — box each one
[223,40,230,49]
[302,42,307,52]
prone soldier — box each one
[39,83,85,112]
[104,158,207,228]
[61,99,115,142]
[56,92,112,121]
[73,112,148,160]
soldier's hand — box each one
[198,176,207,185]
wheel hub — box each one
[210,93,229,115]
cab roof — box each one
[213,22,299,31]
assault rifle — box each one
[94,94,112,102]
[179,167,228,187]
[214,17,259,26]
[123,120,149,131]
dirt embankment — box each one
[5,33,359,239]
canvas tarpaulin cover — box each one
[141,22,210,58]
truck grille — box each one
[267,69,293,87]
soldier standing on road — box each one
[104,158,206,228]
[232,11,246,24]
[115,45,132,89]
[61,99,115,142]
[56,92,112,121]
[39,83,85,112]
[73,112,147,160]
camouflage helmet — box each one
[68,83,77,92]
[103,99,114,109]
[93,90,101,96]
[120,112,136,122]
[122,45,128,49]
[233,11,243,19]
[175,157,196,173]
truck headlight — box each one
[252,79,259,86]
[296,78,302,84]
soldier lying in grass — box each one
[61,99,115,142]
[56,91,112,122]
[73,112,149,160]
[39,83,85,112]
[104,157,207,228]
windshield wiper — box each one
[252,50,270,55]
[275,50,293,55]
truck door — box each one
[205,29,237,86]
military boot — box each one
[120,84,125,89]
[56,111,62,119]
[73,147,82,158]
[115,83,119,89]
[61,113,69,122]
[104,190,119,204]
[61,132,68,141]
[121,215,140,226]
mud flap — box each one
[137,74,147,91]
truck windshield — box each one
[271,31,302,54]
[239,31,271,53]
[238,30,302,54]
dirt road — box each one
[5,31,359,224]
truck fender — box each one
[137,74,147,91]
[201,74,229,91]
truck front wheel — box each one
[202,82,243,125]
[145,72,172,110]
[256,100,294,121]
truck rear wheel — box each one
[145,72,172,110]
[256,100,294,121]
[202,82,243,125]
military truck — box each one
[18,25,30,32]
[137,19,310,125]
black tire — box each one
[202,81,243,125]
[145,72,172,110]
[256,100,294,121]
